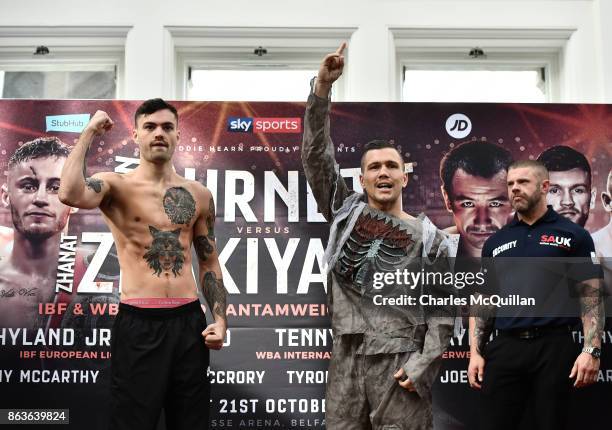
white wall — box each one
[0,0,609,103]
[595,0,612,102]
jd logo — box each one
[445,113,472,139]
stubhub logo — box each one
[227,117,302,133]
[46,114,91,133]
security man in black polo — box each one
[468,160,604,430]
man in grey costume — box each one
[302,43,458,430]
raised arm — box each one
[301,42,351,221]
[193,186,228,350]
[59,111,113,209]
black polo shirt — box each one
[480,206,602,330]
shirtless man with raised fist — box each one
[59,98,227,430]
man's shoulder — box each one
[91,171,123,182]
[173,179,214,215]
[399,211,419,223]
[179,178,211,199]
[592,227,606,240]
[483,225,514,254]
[443,225,459,234]
[0,260,20,284]
[89,171,126,192]
[592,226,611,247]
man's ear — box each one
[1,184,9,209]
[359,173,365,190]
[590,187,597,210]
[441,186,452,212]
[602,191,612,212]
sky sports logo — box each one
[227,117,302,134]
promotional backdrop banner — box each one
[0,99,610,429]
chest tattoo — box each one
[163,187,196,225]
[143,226,185,277]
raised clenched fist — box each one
[86,110,114,136]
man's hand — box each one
[393,367,416,392]
[202,322,226,350]
[468,352,485,389]
[569,352,600,388]
[315,42,347,98]
[86,110,114,136]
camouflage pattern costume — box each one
[302,90,457,430]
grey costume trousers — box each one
[326,334,433,430]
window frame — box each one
[167,26,357,102]
[0,26,129,99]
[391,27,575,103]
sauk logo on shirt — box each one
[539,234,572,249]
[46,114,91,133]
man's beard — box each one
[557,210,588,227]
[512,189,541,214]
[11,205,57,241]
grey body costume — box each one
[302,91,457,430]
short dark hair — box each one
[536,145,591,182]
[8,136,70,168]
[360,139,404,171]
[508,159,549,181]
[440,141,513,197]
[134,98,178,126]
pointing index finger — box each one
[336,42,347,56]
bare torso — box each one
[0,261,55,329]
[98,171,207,300]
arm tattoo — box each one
[207,198,216,240]
[579,280,605,348]
[163,187,196,225]
[85,177,103,193]
[202,271,227,323]
[82,155,88,179]
[471,292,496,354]
[194,198,216,261]
[143,226,185,277]
[194,235,214,262]
[81,138,94,180]
[473,316,494,355]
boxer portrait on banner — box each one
[440,141,513,259]
[302,43,457,430]
[537,145,595,227]
[0,137,76,329]
[59,98,227,430]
